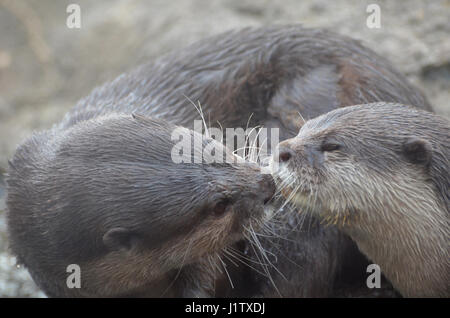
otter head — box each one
[271,102,449,297]
[7,113,275,297]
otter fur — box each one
[7,25,433,297]
[274,103,449,297]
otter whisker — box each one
[260,223,298,244]
[297,110,306,124]
[270,181,293,204]
[248,223,286,284]
[161,236,194,297]
[255,135,268,165]
[273,184,301,218]
[243,228,267,268]
[233,146,263,155]
[249,127,265,164]
[244,113,256,160]
[224,247,279,278]
[243,125,263,163]
[245,235,283,297]
[208,253,223,275]
[226,246,270,268]
[217,254,234,289]
[271,172,296,200]
[183,94,209,138]
[245,113,254,133]
[215,120,224,144]
[221,248,239,268]
[249,223,282,273]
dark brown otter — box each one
[7,114,275,297]
[7,25,432,297]
[273,103,449,297]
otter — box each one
[64,26,431,139]
[7,25,433,297]
[273,103,449,297]
[7,114,275,297]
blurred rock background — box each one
[0,0,448,297]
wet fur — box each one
[7,114,271,297]
[7,25,433,297]
[274,103,449,297]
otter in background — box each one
[7,25,432,297]
[273,103,449,297]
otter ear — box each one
[103,227,140,252]
[402,137,432,165]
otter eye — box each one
[213,199,231,217]
[321,143,341,152]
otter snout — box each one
[258,173,276,204]
[278,145,295,164]
[276,139,298,163]
[276,139,298,169]
[241,162,276,204]
[276,139,324,169]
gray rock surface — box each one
[0,0,448,297]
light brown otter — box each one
[273,103,449,297]
[7,114,275,297]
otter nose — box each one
[259,174,276,204]
[278,147,295,163]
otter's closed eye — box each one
[321,143,341,152]
[214,199,231,216]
